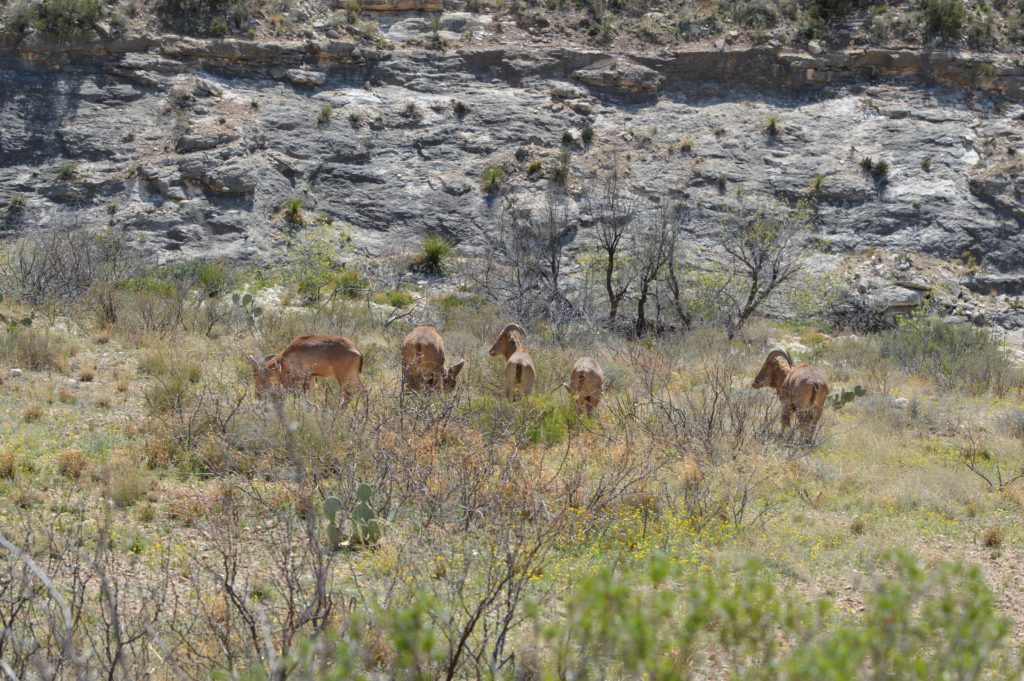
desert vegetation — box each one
[0,209,1022,679]
[2,0,1021,52]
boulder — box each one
[571,58,664,95]
[203,158,258,194]
[285,68,327,87]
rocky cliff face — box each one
[0,33,1021,274]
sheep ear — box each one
[448,359,465,377]
[248,355,261,366]
[562,382,571,393]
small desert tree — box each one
[670,196,811,338]
[481,190,576,324]
[632,199,679,337]
[585,170,640,324]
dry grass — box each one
[104,457,150,508]
[0,264,1022,676]
[0,327,72,373]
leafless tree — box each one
[0,212,142,323]
[631,199,679,337]
[479,189,576,323]
[584,170,641,325]
[668,196,811,338]
[718,196,811,338]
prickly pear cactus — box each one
[323,496,343,549]
[323,486,392,550]
[829,385,867,410]
[351,483,383,546]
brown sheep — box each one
[752,347,829,440]
[250,334,364,403]
[401,326,464,392]
[563,356,604,416]
[488,323,535,400]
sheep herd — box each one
[249,324,830,438]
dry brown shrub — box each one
[982,525,1002,548]
[22,404,44,422]
[56,448,86,479]
[57,386,76,404]
[94,325,112,344]
[0,449,18,479]
[78,363,95,382]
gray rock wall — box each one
[0,35,1021,271]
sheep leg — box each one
[780,405,794,435]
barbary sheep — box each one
[488,323,535,400]
[563,356,604,416]
[752,347,829,440]
[401,325,464,392]
[250,334,364,403]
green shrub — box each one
[412,235,453,276]
[385,290,414,308]
[810,173,826,193]
[451,99,468,117]
[209,15,229,35]
[728,0,779,29]
[17,0,101,36]
[222,552,1019,680]
[282,197,304,227]
[158,0,258,36]
[581,126,594,145]
[561,131,575,146]
[765,115,780,136]
[316,103,333,125]
[8,194,26,211]
[56,161,78,181]
[923,0,966,40]
[526,159,543,175]
[480,165,504,193]
[523,393,575,446]
[880,315,1021,395]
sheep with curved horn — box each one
[488,323,535,400]
[752,346,828,441]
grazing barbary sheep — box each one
[401,325,465,392]
[752,347,829,440]
[250,334,364,403]
[488,323,535,400]
[563,356,604,416]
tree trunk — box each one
[635,283,650,338]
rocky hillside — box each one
[1,31,1021,257]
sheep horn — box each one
[765,347,793,367]
[499,323,527,344]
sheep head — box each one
[489,323,527,360]
[752,348,793,390]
